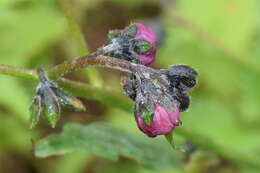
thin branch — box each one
[0,64,38,81]
[59,0,103,87]
[47,54,145,80]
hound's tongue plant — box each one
[29,22,197,148]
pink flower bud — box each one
[135,102,181,137]
[102,22,157,66]
[132,22,157,66]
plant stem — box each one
[0,54,154,111]
[0,64,38,81]
[47,54,141,80]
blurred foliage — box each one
[1,0,260,173]
[35,123,181,170]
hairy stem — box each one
[47,54,143,80]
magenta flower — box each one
[135,102,181,137]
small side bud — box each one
[98,22,157,66]
[29,69,85,128]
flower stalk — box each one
[47,54,159,80]
[47,55,132,79]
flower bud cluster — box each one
[122,65,197,137]
[30,69,85,128]
[96,23,199,137]
[30,23,197,140]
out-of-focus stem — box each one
[58,78,132,111]
[59,0,89,55]
[59,0,103,87]
[175,127,260,169]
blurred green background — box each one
[1,0,260,172]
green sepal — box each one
[123,24,137,37]
[29,95,42,128]
[134,40,152,54]
[107,29,120,41]
[54,88,86,111]
[165,132,185,152]
[62,96,86,111]
[165,132,175,150]
[141,108,154,125]
[43,103,60,128]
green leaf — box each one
[35,123,181,170]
